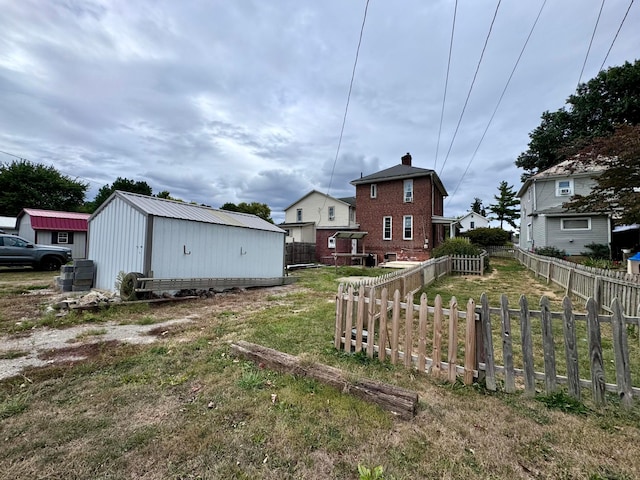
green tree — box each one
[0,160,87,215]
[516,60,640,177]
[488,181,519,229]
[469,197,486,216]
[220,201,274,223]
[155,190,182,201]
[88,177,153,212]
[567,124,640,226]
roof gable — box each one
[283,190,353,212]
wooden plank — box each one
[432,295,443,376]
[344,286,354,353]
[379,288,388,362]
[540,296,557,394]
[500,294,516,393]
[404,292,414,369]
[367,287,376,358]
[481,293,496,391]
[448,297,458,383]
[334,284,344,350]
[464,298,476,385]
[610,298,633,407]
[418,294,428,373]
[391,289,401,365]
[519,295,536,396]
[586,297,606,406]
[355,286,366,353]
[562,296,581,400]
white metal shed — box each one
[88,191,286,291]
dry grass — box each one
[1,261,640,479]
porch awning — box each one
[331,231,368,239]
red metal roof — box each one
[22,209,90,232]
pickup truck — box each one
[0,234,73,271]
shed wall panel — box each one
[89,197,147,290]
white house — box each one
[16,208,90,259]
[457,212,490,233]
[517,156,611,255]
[88,191,286,291]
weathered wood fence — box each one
[285,242,316,266]
[335,285,640,407]
[515,248,640,316]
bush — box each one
[534,246,566,258]
[581,243,610,259]
[461,227,511,247]
[433,238,481,258]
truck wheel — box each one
[120,272,144,301]
[39,256,63,271]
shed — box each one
[0,216,17,235]
[16,208,90,260]
[88,191,286,291]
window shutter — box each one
[51,232,58,244]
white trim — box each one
[561,217,591,230]
[383,216,392,240]
[556,179,574,197]
[403,215,413,240]
[370,184,377,199]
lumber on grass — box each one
[230,340,418,420]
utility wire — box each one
[434,0,458,171]
[324,0,370,202]
[599,0,635,71]
[438,0,501,177]
[446,0,548,206]
[577,0,605,88]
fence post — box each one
[448,297,458,383]
[379,288,389,362]
[418,294,428,373]
[562,296,581,401]
[610,298,633,407]
[366,286,376,358]
[344,286,355,353]
[586,297,606,406]
[540,296,558,394]
[593,276,602,310]
[391,290,401,365]
[464,298,476,385]
[519,295,536,396]
[355,286,366,353]
[334,284,344,350]
[480,293,496,391]
[500,294,515,393]
[404,292,414,369]
[432,295,443,376]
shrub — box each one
[433,238,481,258]
[461,227,511,247]
[583,258,614,269]
[581,243,610,259]
[534,246,566,258]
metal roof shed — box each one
[88,191,286,291]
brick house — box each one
[350,153,448,263]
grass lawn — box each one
[1,259,640,479]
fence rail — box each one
[515,248,640,316]
[335,285,640,407]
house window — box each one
[403,215,413,240]
[51,231,73,244]
[296,208,302,222]
[561,217,591,230]
[470,221,475,229]
[556,179,574,196]
[349,208,355,222]
[404,179,413,203]
[527,222,532,241]
[383,216,392,240]
[371,184,377,198]
[57,232,69,244]
[328,236,336,249]
[328,206,335,221]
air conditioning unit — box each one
[559,188,571,195]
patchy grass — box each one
[1,260,640,479]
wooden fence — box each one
[285,242,316,266]
[515,248,640,316]
[335,285,640,407]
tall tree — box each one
[88,177,153,212]
[488,181,519,229]
[469,197,486,216]
[220,201,274,223]
[567,124,640,226]
[0,160,87,215]
[516,60,640,178]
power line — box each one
[577,0,605,88]
[324,0,370,203]
[438,0,502,177]
[434,0,458,171]
[446,0,548,206]
[599,0,635,71]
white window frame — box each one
[328,236,336,249]
[383,216,392,240]
[556,179,574,197]
[470,221,475,230]
[403,215,413,240]
[403,179,413,203]
[296,208,302,222]
[527,222,532,241]
[370,184,377,199]
[561,217,591,231]
[328,206,335,221]
[57,232,69,244]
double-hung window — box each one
[403,215,413,240]
[403,179,413,202]
[296,208,302,222]
[328,206,335,221]
[383,216,392,240]
[370,184,377,198]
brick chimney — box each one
[401,152,412,166]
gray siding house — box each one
[517,156,611,255]
[88,191,286,291]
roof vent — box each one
[401,152,412,166]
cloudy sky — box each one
[1,1,638,223]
